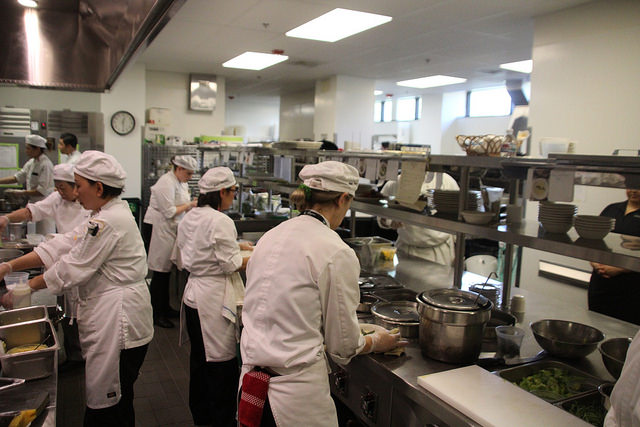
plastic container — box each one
[26,233,44,245]
[4,272,29,290]
[13,284,31,308]
[496,325,525,358]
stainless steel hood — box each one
[0,0,186,92]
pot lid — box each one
[420,288,490,311]
[371,302,419,323]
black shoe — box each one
[166,308,180,318]
[154,317,174,328]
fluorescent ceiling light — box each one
[500,60,533,73]
[223,52,288,70]
[374,90,383,96]
[286,8,392,43]
[397,75,466,89]
[18,0,38,7]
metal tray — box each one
[555,391,608,426]
[0,305,49,327]
[0,319,59,380]
[495,360,602,403]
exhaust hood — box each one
[0,0,186,92]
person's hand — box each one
[0,262,12,282]
[190,199,198,208]
[370,330,409,353]
[239,241,254,251]
[0,215,8,233]
[1,291,14,310]
[594,264,627,279]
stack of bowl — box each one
[538,202,577,234]
[433,190,481,214]
[574,215,615,240]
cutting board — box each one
[417,365,590,427]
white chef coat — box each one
[27,191,89,234]
[605,329,640,427]
[145,171,191,272]
[379,172,459,265]
[61,150,82,165]
[14,153,55,235]
[240,213,365,426]
[173,206,242,361]
[34,198,153,409]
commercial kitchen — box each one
[0,0,639,426]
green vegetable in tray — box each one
[568,401,606,426]
[516,368,586,401]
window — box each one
[374,100,392,122]
[467,86,512,117]
[396,96,421,121]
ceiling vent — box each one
[289,60,321,68]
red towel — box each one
[238,370,271,427]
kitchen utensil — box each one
[371,301,419,338]
[0,306,48,327]
[0,319,59,380]
[0,249,23,263]
[476,350,545,369]
[357,294,381,313]
[3,272,29,290]
[7,222,26,242]
[464,255,497,277]
[483,308,516,341]
[416,288,493,363]
[461,210,494,224]
[12,283,31,308]
[598,337,632,379]
[598,383,614,411]
[344,236,393,272]
[510,294,526,324]
[0,377,25,393]
[25,233,44,245]
[558,391,608,425]
[417,365,584,426]
[495,325,525,358]
[530,319,604,358]
[470,282,500,306]
[0,391,49,427]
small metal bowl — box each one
[530,319,604,358]
[599,337,632,379]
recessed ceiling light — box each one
[18,0,38,7]
[223,52,288,70]
[286,8,392,43]
[396,75,467,89]
[500,60,533,73]
[374,90,383,96]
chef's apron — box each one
[240,359,337,427]
[179,274,237,362]
[78,282,150,409]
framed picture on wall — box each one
[189,74,217,112]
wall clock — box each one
[110,110,135,136]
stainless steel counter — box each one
[332,257,639,426]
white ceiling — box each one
[140,0,594,98]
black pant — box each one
[185,305,239,426]
[83,344,149,427]
[141,222,152,255]
[61,316,83,362]
[150,270,172,318]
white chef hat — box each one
[74,151,127,189]
[199,167,236,193]
[25,134,47,148]
[172,155,198,171]
[299,161,359,196]
[53,163,75,183]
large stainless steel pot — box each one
[417,288,493,364]
[371,301,419,338]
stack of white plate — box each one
[574,215,615,239]
[433,190,481,214]
[538,202,577,233]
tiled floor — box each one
[57,324,194,427]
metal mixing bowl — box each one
[530,319,604,358]
[599,337,632,379]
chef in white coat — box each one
[378,171,459,265]
[58,132,82,165]
[605,329,640,426]
[0,134,55,235]
[172,167,252,426]
[144,155,198,328]
[239,161,405,427]
[0,151,153,427]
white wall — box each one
[520,0,640,302]
[225,95,280,142]
[145,70,226,141]
[334,75,375,149]
[280,90,315,141]
[100,63,147,198]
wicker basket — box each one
[456,135,505,156]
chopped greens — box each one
[568,401,606,426]
[516,368,586,401]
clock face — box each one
[111,111,135,136]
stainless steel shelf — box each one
[351,199,640,271]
